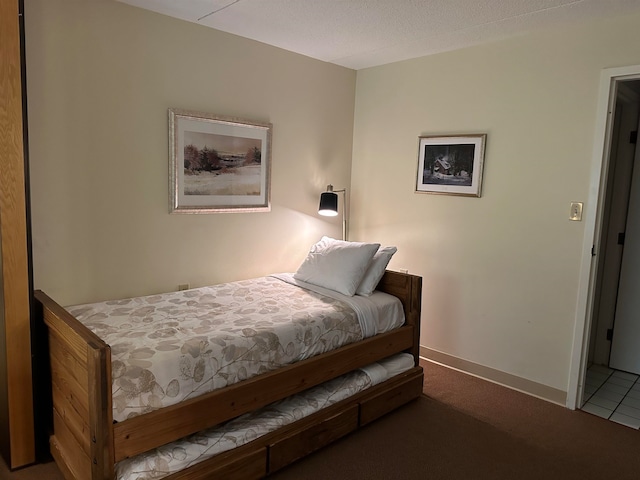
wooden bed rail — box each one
[112,326,413,460]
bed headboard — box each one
[377,270,422,360]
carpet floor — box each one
[4,359,640,479]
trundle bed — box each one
[34,268,423,480]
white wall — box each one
[27,0,640,400]
[25,0,356,306]
[351,13,640,395]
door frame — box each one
[568,64,640,410]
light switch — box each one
[569,202,583,221]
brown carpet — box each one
[4,359,640,479]
[274,359,640,480]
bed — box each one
[34,241,422,480]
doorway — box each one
[588,80,640,372]
[568,65,640,412]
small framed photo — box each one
[169,109,272,213]
[415,134,486,197]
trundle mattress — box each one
[115,353,415,480]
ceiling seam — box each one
[198,0,242,22]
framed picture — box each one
[169,108,272,213]
[415,134,486,197]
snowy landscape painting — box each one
[169,109,272,213]
[415,134,486,197]
[182,131,262,196]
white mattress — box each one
[115,353,416,480]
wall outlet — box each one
[178,283,190,291]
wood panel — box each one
[167,446,266,480]
[51,411,91,480]
[359,369,424,425]
[0,0,35,468]
[49,335,89,404]
[378,271,422,360]
[50,436,78,480]
[268,404,359,472]
[87,344,114,480]
[378,271,420,316]
[51,380,89,455]
[37,290,108,362]
[49,332,90,451]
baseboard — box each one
[419,346,567,406]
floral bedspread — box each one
[115,366,373,480]
[67,276,363,422]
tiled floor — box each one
[582,364,640,429]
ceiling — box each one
[116,0,640,70]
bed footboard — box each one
[35,291,114,480]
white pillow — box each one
[294,237,380,296]
[356,246,397,296]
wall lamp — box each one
[318,184,347,241]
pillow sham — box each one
[294,236,380,296]
[356,246,397,296]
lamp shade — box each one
[318,191,339,216]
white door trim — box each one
[567,65,640,410]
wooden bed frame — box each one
[34,270,423,480]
